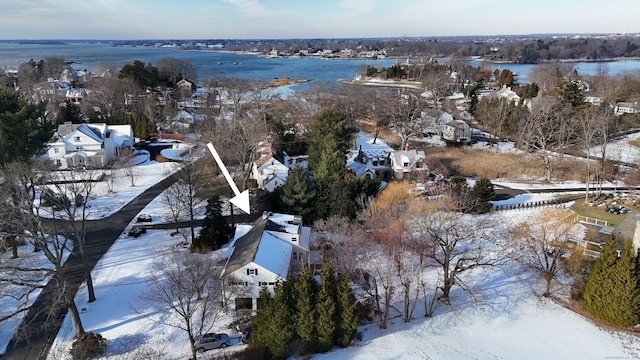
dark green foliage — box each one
[70,332,107,360]
[553,77,586,108]
[56,101,83,124]
[316,262,337,352]
[307,108,355,180]
[385,64,406,79]
[472,177,495,214]
[335,273,358,347]
[251,283,295,359]
[0,89,53,164]
[279,166,316,221]
[516,82,540,99]
[118,60,165,89]
[266,115,307,156]
[294,267,318,352]
[582,236,640,327]
[192,196,233,252]
[250,263,358,358]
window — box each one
[292,236,297,242]
[372,160,378,166]
[76,146,83,150]
[258,281,276,286]
[75,136,81,142]
[54,148,59,153]
[247,268,258,276]
[229,281,248,286]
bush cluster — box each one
[70,332,107,360]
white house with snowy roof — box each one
[346,135,394,181]
[250,144,308,192]
[220,212,311,310]
[46,122,134,169]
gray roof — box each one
[220,216,268,278]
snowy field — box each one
[42,198,640,360]
[4,133,640,358]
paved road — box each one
[1,160,201,360]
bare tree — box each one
[0,161,86,338]
[518,96,575,181]
[45,169,99,302]
[140,251,225,360]
[156,57,198,85]
[411,196,499,305]
[378,89,424,149]
[162,182,188,234]
[118,148,137,187]
[511,208,576,297]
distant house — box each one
[442,120,472,143]
[66,88,86,103]
[495,86,521,105]
[614,102,639,116]
[46,122,134,168]
[220,212,311,310]
[389,149,428,181]
[176,79,194,98]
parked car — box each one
[195,333,230,353]
[128,226,146,238]
[137,213,152,223]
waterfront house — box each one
[389,148,428,181]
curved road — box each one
[2,160,203,360]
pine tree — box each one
[609,240,640,326]
[191,196,233,252]
[582,235,618,319]
[335,272,358,347]
[472,177,495,214]
[253,282,294,359]
[294,267,318,352]
[582,236,640,326]
[280,166,315,221]
[316,262,337,352]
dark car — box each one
[128,226,146,238]
[137,213,152,223]
[195,333,230,353]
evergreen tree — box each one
[335,272,358,347]
[582,236,640,326]
[294,267,318,352]
[56,101,83,124]
[307,108,355,179]
[252,282,295,359]
[0,89,52,164]
[316,262,337,352]
[280,166,316,221]
[192,195,233,252]
[609,239,640,326]
[472,177,495,214]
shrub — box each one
[70,332,107,360]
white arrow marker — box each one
[206,142,251,214]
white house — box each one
[250,144,308,192]
[346,136,394,181]
[389,149,428,181]
[46,122,134,169]
[221,212,311,310]
[442,120,472,143]
[614,102,639,116]
[495,86,521,105]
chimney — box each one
[405,143,410,151]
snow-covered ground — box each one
[4,133,640,358]
[41,197,640,360]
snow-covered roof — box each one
[253,232,292,278]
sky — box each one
[1,0,640,40]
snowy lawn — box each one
[44,200,640,359]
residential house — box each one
[250,144,308,192]
[614,102,639,116]
[346,136,393,181]
[46,122,134,168]
[389,148,428,181]
[220,212,311,310]
[176,79,194,98]
[442,120,472,143]
[495,86,521,105]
